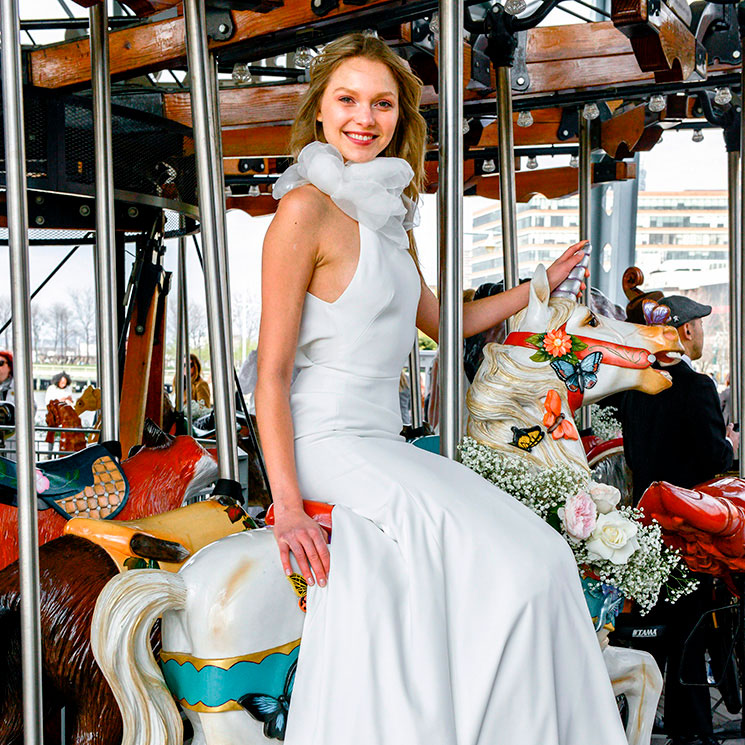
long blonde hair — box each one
[288,33,427,257]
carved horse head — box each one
[466,264,683,475]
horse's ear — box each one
[521,264,551,331]
[141,419,175,449]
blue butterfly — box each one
[550,351,603,393]
[239,660,297,741]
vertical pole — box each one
[496,66,519,303]
[728,151,741,445]
[90,1,120,442]
[183,0,239,481]
[0,0,44,741]
[174,243,185,414]
[437,0,464,459]
[740,46,745,479]
[176,234,193,434]
[408,342,423,429]
[578,113,592,431]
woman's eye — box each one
[376,100,393,109]
[339,96,354,104]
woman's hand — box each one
[546,240,590,291]
[273,507,330,588]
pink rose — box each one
[559,490,597,541]
[35,469,50,494]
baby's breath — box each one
[459,437,697,613]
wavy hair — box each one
[288,33,427,257]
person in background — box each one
[621,295,738,745]
[174,353,211,409]
[45,372,74,407]
[0,351,13,404]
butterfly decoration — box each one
[287,573,308,613]
[509,425,544,452]
[550,351,603,393]
[542,389,578,441]
[642,299,671,327]
[239,660,297,741]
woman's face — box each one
[317,56,400,163]
[0,359,9,383]
[59,377,68,389]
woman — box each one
[173,353,211,409]
[256,34,626,745]
[45,372,74,407]
[0,351,12,404]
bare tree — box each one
[69,288,96,363]
[188,302,207,351]
[0,296,11,350]
[50,302,73,361]
[30,305,46,362]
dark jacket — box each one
[621,360,733,503]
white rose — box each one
[588,482,621,515]
[586,512,640,565]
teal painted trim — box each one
[411,435,440,453]
[161,646,300,709]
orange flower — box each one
[542,328,573,358]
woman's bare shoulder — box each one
[273,183,332,228]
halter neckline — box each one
[272,141,419,251]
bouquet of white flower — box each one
[459,436,697,613]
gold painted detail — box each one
[160,637,301,672]
[58,456,126,519]
[176,698,243,713]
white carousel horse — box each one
[466,264,678,745]
[91,263,681,745]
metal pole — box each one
[90,1,120,442]
[183,0,239,481]
[437,0,464,460]
[739,52,745,478]
[727,151,741,445]
[174,241,185,414]
[496,66,519,302]
[408,342,423,429]
[0,1,44,741]
[578,113,592,431]
[177,235,193,434]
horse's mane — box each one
[466,298,590,475]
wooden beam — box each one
[70,0,181,14]
[30,0,416,89]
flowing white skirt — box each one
[284,435,627,745]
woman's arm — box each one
[255,186,331,587]
[416,241,588,341]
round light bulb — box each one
[648,94,666,113]
[715,87,732,106]
[295,47,313,70]
[570,154,579,168]
[482,159,496,174]
[526,156,538,170]
[248,185,261,197]
[517,110,533,128]
[231,63,252,85]
[582,102,600,121]
[692,128,704,143]
[505,0,527,15]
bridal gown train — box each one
[274,142,627,745]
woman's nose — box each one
[354,106,375,127]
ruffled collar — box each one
[272,142,420,250]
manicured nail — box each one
[306,576,314,586]
[285,568,292,576]
[319,579,326,587]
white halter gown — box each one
[274,142,627,745]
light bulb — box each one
[648,94,666,113]
[517,110,533,128]
[429,12,439,38]
[715,87,732,106]
[692,128,704,143]
[231,63,252,85]
[505,0,527,15]
[295,46,313,70]
[462,118,470,135]
[582,102,600,120]
[526,156,538,170]
[570,154,579,168]
[482,159,496,174]
[248,185,261,197]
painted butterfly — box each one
[509,426,544,452]
[642,299,671,326]
[239,660,297,741]
[550,351,603,393]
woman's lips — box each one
[344,132,378,146]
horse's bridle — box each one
[504,323,656,412]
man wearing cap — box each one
[621,295,739,745]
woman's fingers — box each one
[303,537,326,587]
[312,529,332,578]
[279,542,293,577]
[287,537,314,585]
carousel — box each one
[1,0,745,743]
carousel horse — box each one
[0,424,230,745]
[46,399,87,453]
[89,262,681,745]
[0,422,218,570]
[74,384,102,443]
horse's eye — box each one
[587,314,599,328]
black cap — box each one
[659,295,712,328]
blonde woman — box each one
[256,33,626,745]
